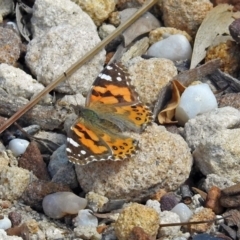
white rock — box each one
[159,211,181,237]
[98,23,116,39]
[0,64,48,100]
[8,139,29,157]
[73,209,98,227]
[74,226,102,240]
[171,203,193,222]
[202,174,234,192]
[175,83,217,126]
[0,217,11,230]
[146,199,161,215]
[184,107,240,151]
[147,34,192,61]
[42,192,87,219]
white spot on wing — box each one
[99,73,112,81]
[81,150,86,155]
[116,77,122,81]
[66,148,72,153]
[67,137,80,147]
[106,65,113,70]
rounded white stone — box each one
[147,34,192,61]
[175,83,218,126]
[0,217,12,230]
[8,139,30,157]
[171,203,193,222]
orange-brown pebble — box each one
[205,186,224,214]
[205,40,240,77]
[0,200,12,209]
[105,52,115,65]
[150,189,167,201]
[189,208,216,233]
[97,224,108,234]
[129,226,155,240]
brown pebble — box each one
[217,93,240,110]
[220,195,240,208]
[97,224,108,234]
[6,223,29,240]
[222,183,240,196]
[0,200,12,209]
[205,186,224,214]
[21,180,71,211]
[129,226,155,240]
[18,141,50,181]
[8,211,22,227]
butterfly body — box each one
[66,63,152,165]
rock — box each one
[205,40,240,77]
[217,93,240,110]
[120,8,161,47]
[75,123,192,200]
[159,211,181,237]
[149,27,192,45]
[6,223,29,239]
[115,203,160,240]
[146,200,161,215]
[21,180,71,211]
[147,34,192,61]
[73,209,98,227]
[193,128,240,182]
[129,226,154,240]
[229,18,240,43]
[175,83,218,126]
[121,37,150,64]
[160,193,179,211]
[98,23,116,39]
[74,225,102,240]
[0,0,14,19]
[162,0,213,36]
[189,207,215,233]
[0,217,12,230]
[31,0,97,38]
[8,212,21,228]
[18,141,50,181]
[0,64,51,103]
[128,58,177,105]
[202,174,234,192]
[171,203,193,222]
[26,23,105,94]
[0,229,22,240]
[43,192,87,219]
[48,144,78,189]
[85,192,109,212]
[0,28,21,65]
[72,0,116,26]
[205,186,223,214]
[8,139,29,157]
[0,166,32,201]
[184,107,240,151]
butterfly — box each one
[66,62,152,165]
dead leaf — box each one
[190,4,234,69]
[158,80,186,124]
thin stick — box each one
[0,0,158,134]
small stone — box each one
[159,211,181,237]
[217,92,240,110]
[205,186,223,214]
[0,217,12,230]
[146,199,161,215]
[43,192,87,219]
[171,203,193,222]
[160,193,179,211]
[189,207,215,233]
[0,27,21,65]
[85,192,109,212]
[8,212,21,227]
[18,141,50,181]
[98,23,116,39]
[175,83,218,126]
[162,0,213,36]
[129,226,154,240]
[6,223,29,239]
[21,180,71,211]
[115,203,160,240]
[72,0,116,26]
[8,139,29,157]
[73,209,98,227]
[74,225,102,240]
[147,34,192,61]
[229,18,240,43]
